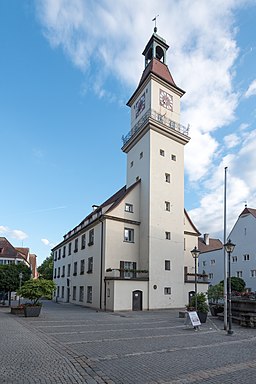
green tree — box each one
[37,253,54,280]
[219,277,246,293]
[208,283,224,304]
[17,278,56,305]
[0,263,31,305]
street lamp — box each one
[18,272,23,306]
[191,246,200,312]
[224,239,236,335]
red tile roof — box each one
[239,207,256,218]
[198,237,223,253]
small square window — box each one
[232,256,237,263]
[243,254,250,261]
[160,149,165,156]
[164,287,171,295]
[237,271,243,278]
[209,273,213,279]
[171,154,176,161]
[250,270,256,277]
[125,203,133,213]
[165,232,171,240]
[165,173,170,183]
[165,260,171,271]
[210,259,215,265]
[140,152,143,159]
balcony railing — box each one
[122,109,190,147]
[184,266,208,284]
[105,268,149,280]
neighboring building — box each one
[52,29,208,311]
[198,234,224,286]
[198,206,256,292]
[0,237,38,278]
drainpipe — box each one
[99,218,104,310]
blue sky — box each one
[1,0,256,266]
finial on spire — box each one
[152,15,159,33]
[244,201,247,208]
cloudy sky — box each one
[1,0,256,265]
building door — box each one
[132,290,142,311]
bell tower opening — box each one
[143,29,169,67]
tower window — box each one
[124,228,134,242]
[165,201,171,211]
[164,287,171,295]
[165,260,171,271]
[165,232,171,240]
[160,149,165,156]
[171,154,176,161]
[125,203,133,213]
[165,173,171,183]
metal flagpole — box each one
[223,167,228,330]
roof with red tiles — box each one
[239,207,256,218]
[198,237,223,253]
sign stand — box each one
[184,311,201,330]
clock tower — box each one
[121,30,190,309]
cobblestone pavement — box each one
[1,301,256,383]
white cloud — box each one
[244,79,256,98]
[41,238,50,245]
[0,226,28,240]
[223,133,240,149]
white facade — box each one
[53,31,208,311]
[198,207,256,291]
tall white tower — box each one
[122,30,190,308]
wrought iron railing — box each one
[122,109,190,146]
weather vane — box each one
[152,15,159,33]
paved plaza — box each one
[1,301,256,383]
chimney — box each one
[204,233,210,246]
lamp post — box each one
[224,239,236,335]
[18,272,23,306]
[191,246,201,312]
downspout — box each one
[99,218,104,310]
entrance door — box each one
[132,290,142,311]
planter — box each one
[11,307,24,316]
[24,305,42,317]
[198,311,207,323]
[209,304,224,316]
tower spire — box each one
[152,15,159,33]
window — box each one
[54,268,56,278]
[209,273,213,279]
[81,234,86,249]
[67,264,71,277]
[184,238,186,251]
[120,261,136,278]
[160,149,165,156]
[68,242,72,255]
[87,286,92,303]
[165,231,171,240]
[140,152,143,159]
[72,286,77,301]
[251,270,256,277]
[165,201,171,211]
[171,154,176,161]
[57,267,60,278]
[130,161,134,168]
[232,256,237,263]
[125,203,133,213]
[80,259,85,275]
[237,271,243,278]
[79,286,84,302]
[58,249,61,259]
[165,260,171,271]
[61,286,64,298]
[0,248,2,253]
[88,229,94,246]
[54,251,57,261]
[165,173,170,183]
[74,238,78,252]
[61,265,65,277]
[57,286,60,297]
[73,262,77,276]
[87,257,93,273]
[107,288,110,298]
[63,246,66,258]
[124,228,134,242]
[210,259,216,265]
[164,287,171,295]
[202,261,206,267]
[243,254,250,261]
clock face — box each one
[135,93,145,118]
[159,89,173,111]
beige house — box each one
[52,30,208,311]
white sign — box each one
[185,311,201,327]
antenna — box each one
[152,15,159,33]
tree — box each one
[208,283,224,304]
[17,279,56,305]
[0,263,31,305]
[37,253,54,280]
[219,277,246,293]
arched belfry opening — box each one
[142,31,169,68]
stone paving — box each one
[1,301,256,383]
